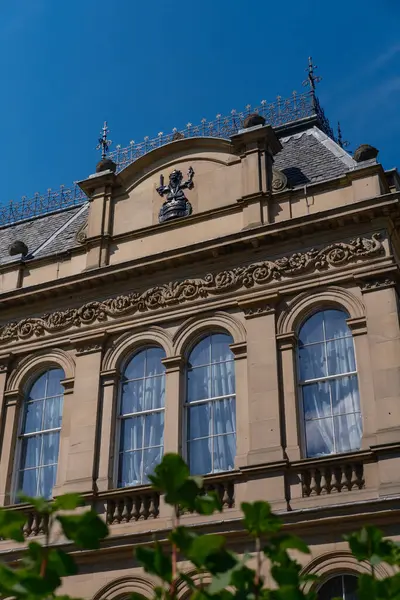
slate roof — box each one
[0,205,87,266]
[275,127,356,187]
[0,126,356,265]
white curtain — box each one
[119,355,165,487]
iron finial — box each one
[337,122,349,149]
[303,56,322,93]
[96,121,112,159]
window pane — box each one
[299,312,324,345]
[327,337,356,376]
[144,412,164,448]
[343,575,358,599]
[43,396,63,430]
[120,417,143,451]
[212,361,235,397]
[213,398,236,436]
[318,575,343,600]
[19,468,38,498]
[324,309,350,340]
[188,438,212,475]
[142,446,163,483]
[39,465,57,499]
[28,373,47,401]
[46,369,65,397]
[188,336,211,367]
[334,413,362,453]
[299,343,327,381]
[20,436,42,469]
[211,334,234,363]
[188,404,212,440]
[187,366,211,402]
[121,380,143,415]
[143,375,165,410]
[213,434,236,472]
[302,382,331,420]
[145,348,166,376]
[305,418,334,457]
[331,376,360,416]
[42,432,60,465]
[23,401,44,434]
[118,450,142,487]
[124,351,146,380]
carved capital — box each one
[74,333,107,356]
[0,354,12,374]
[347,316,367,336]
[161,355,185,373]
[276,332,297,350]
[100,368,119,387]
[229,341,247,359]
[60,377,75,395]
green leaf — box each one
[52,493,84,511]
[149,454,191,499]
[47,549,78,577]
[269,535,310,555]
[57,510,108,549]
[136,544,172,583]
[242,501,282,537]
[17,493,50,514]
[169,526,198,553]
[0,508,25,542]
[345,526,399,565]
[189,534,226,566]
[195,491,223,515]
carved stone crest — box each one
[156,167,194,223]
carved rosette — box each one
[75,221,88,244]
[0,234,384,344]
[271,168,288,192]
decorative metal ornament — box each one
[96,121,112,159]
[156,167,194,223]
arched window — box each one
[318,574,358,599]
[118,347,166,487]
[16,368,65,500]
[185,333,236,475]
[298,309,362,457]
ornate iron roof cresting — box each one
[157,167,194,223]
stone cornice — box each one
[0,234,384,345]
[0,193,397,313]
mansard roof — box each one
[0,125,364,265]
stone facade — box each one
[0,113,400,598]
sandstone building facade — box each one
[0,79,399,599]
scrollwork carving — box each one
[0,234,383,344]
[271,168,288,192]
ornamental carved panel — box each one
[0,233,384,344]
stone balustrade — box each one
[104,488,160,525]
[299,459,365,497]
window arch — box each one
[117,347,166,487]
[317,574,358,599]
[185,332,236,475]
[298,309,362,458]
[16,368,65,500]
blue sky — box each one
[1,0,399,205]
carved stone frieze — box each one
[243,305,274,319]
[0,234,383,344]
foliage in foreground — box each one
[0,455,399,600]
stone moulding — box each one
[0,234,383,344]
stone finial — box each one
[95,158,117,173]
[353,144,379,162]
[9,240,28,257]
[243,113,266,129]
